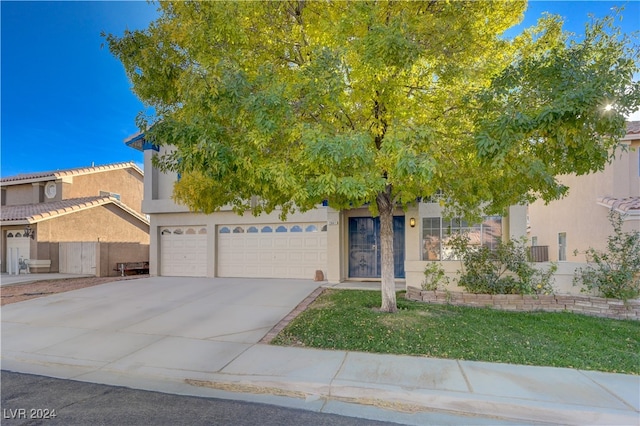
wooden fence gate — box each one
[59,242,97,275]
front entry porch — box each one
[348,216,405,279]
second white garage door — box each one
[217,223,327,279]
[160,226,208,277]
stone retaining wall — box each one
[406,287,640,321]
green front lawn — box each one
[272,290,640,374]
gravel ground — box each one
[0,275,147,306]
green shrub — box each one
[422,261,450,291]
[573,211,640,301]
[449,235,556,295]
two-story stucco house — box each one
[528,122,640,260]
[1,162,149,276]
[527,121,640,292]
[127,134,528,289]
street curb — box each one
[182,375,638,426]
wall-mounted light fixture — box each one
[24,225,35,239]
[409,218,416,228]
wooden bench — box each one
[115,262,149,276]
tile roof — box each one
[1,196,149,225]
[1,162,142,185]
[597,196,640,216]
[627,121,640,136]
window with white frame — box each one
[422,216,502,261]
[558,232,567,261]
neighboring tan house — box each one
[126,134,528,289]
[528,121,640,291]
[529,121,640,261]
[1,162,149,276]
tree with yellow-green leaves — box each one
[106,1,639,313]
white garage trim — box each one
[160,226,208,277]
[217,223,327,279]
[6,231,30,274]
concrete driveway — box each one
[3,276,639,425]
[1,277,319,380]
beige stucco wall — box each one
[0,229,5,272]
[528,145,640,262]
[614,142,639,198]
[62,169,144,214]
[406,261,586,295]
[4,184,35,206]
[145,146,180,202]
[140,147,190,213]
[99,242,149,277]
[35,205,149,245]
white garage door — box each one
[160,226,208,277]
[218,223,327,279]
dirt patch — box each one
[1,275,147,306]
[185,379,308,399]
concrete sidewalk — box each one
[2,277,638,425]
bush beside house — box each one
[409,224,640,321]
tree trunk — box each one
[377,185,397,313]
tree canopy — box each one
[107,1,639,312]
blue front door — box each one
[348,217,405,278]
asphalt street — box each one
[1,371,397,426]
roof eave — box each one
[1,197,149,226]
[0,176,55,187]
[1,162,143,185]
[125,132,145,152]
[1,219,31,226]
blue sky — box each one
[1,1,639,178]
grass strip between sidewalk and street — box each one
[272,289,640,375]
